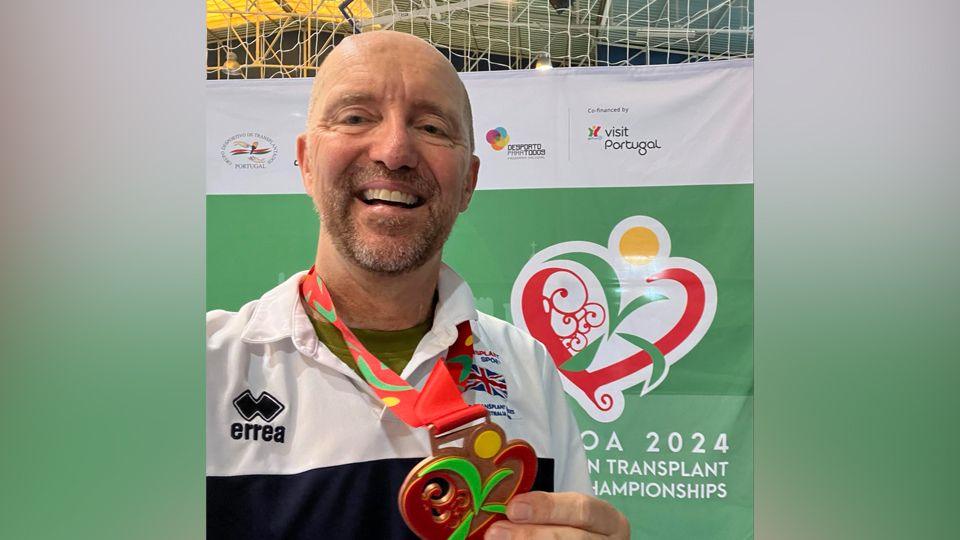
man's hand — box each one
[484,491,630,539]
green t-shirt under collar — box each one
[307,316,433,377]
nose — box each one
[368,116,419,171]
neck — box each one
[313,239,440,331]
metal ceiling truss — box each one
[206,0,753,78]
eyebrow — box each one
[413,99,456,117]
[328,94,457,117]
[410,99,463,132]
[324,92,376,111]
[322,93,465,136]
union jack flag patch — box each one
[463,365,508,399]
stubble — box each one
[316,163,459,275]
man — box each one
[207,31,630,539]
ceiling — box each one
[206,0,753,74]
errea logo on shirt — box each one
[230,390,286,443]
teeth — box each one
[362,189,418,206]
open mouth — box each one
[357,188,424,209]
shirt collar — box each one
[238,264,478,351]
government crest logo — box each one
[510,216,717,422]
[220,132,278,170]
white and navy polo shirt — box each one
[206,266,591,539]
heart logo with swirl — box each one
[399,422,537,539]
[510,216,717,422]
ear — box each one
[459,155,480,213]
[297,133,313,196]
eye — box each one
[344,115,366,125]
[421,124,444,136]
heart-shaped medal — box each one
[399,421,537,540]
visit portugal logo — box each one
[510,216,717,422]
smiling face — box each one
[298,32,479,275]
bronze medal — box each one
[399,418,538,540]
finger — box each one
[505,491,628,537]
[484,521,604,540]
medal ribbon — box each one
[300,267,488,433]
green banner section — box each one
[207,183,753,536]
[574,394,753,539]
[209,184,751,394]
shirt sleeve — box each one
[537,341,594,495]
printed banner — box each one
[207,60,752,194]
[207,60,753,538]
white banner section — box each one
[207,60,752,195]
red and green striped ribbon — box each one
[299,267,487,431]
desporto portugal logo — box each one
[485,127,510,151]
[510,216,717,422]
[484,126,547,159]
[220,132,278,169]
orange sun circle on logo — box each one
[473,428,503,459]
[619,226,660,266]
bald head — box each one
[307,31,475,151]
[295,29,481,278]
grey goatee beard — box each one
[316,163,458,275]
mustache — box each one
[343,163,439,196]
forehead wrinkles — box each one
[307,34,473,149]
[326,63,459,110]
